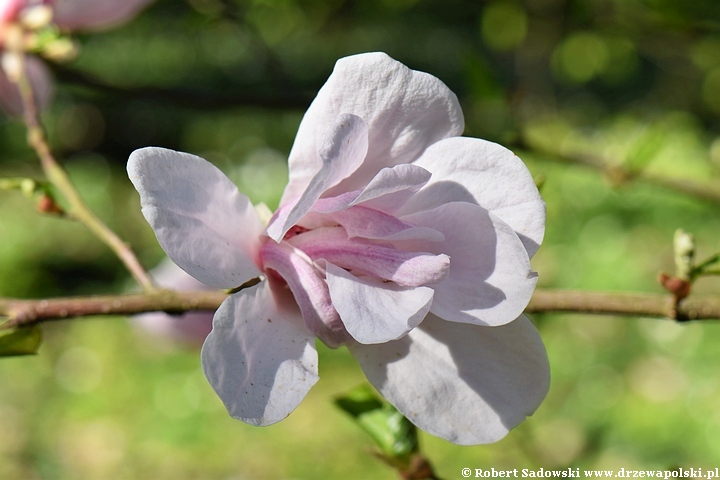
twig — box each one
[1,289,228,329]
[2,288,720,330]
[526,289,720,321]
[13,50,157,292]
[53,64,313,111]
[518,140,720,205]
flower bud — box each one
[41,37,76,61]
[673,229,695,281]
[659,272,691,301]
[1,50,22,82]
[36,193,63,215]
[19,4,52,29]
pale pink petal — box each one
[52,0,155,31]
[259,239,347,347]
[349,314,549,445]
[404,137,545,257]
[281,52,464,204]
[0,55,53,115]
[307,164,432,216]
[403,202,536,326]
[0,0,21,22]
[325,262,433,344]
[309,191,361,214]
[128,147,263,289]
[349,163,432,213]
[201,281,319,426]
[267,113,368,242]
[322,205,444,242]
[287,227,449,287]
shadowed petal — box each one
[349,163,432,213]
[323,206,444,243]
[201,281,319,426]
[128,147,263,288]
[403,202,536,326]
[349,314,549,445]
[308,164,432,216]
[326,262,433,344]
[405,137,545,257]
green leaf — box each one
[335,384,418,461]
[0,325,43,357]
[692,253,720,278]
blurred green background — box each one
[2,0,720,478]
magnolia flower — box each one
[0,0,154,114]
[128,52,549,445]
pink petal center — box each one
[286,226,449,287]
[258,238,348,347]
[259,202,449,347]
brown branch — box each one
[526,289,720,321]
[1,289,228,329]
[2,288,720,331]
[13,50,157,291]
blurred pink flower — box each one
[0,0,32,22]
[128,52,549,445]
[52,0,155,30]
[134,259,214,347]
[0,0,155,114]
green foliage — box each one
[335,384,418,463]
[0,325,43,357]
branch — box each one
[517,139,720,205]
[53,64,313,111]
[1,289,228,329]
[3,288,720,331]
[13,51,157,292]
[526,289,720,321]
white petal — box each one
[267,113,369,241]
[307,164,432,217]
[281,52,464,204]
[349,314,549,445]
[201,280,319,426]
[53,0,154,30]
[405,137,545,257]
[326,262,433,344]
[403,202,536,326]
[128,147,263,288]
[350,163,432,213]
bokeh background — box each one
[2,0,720,478]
